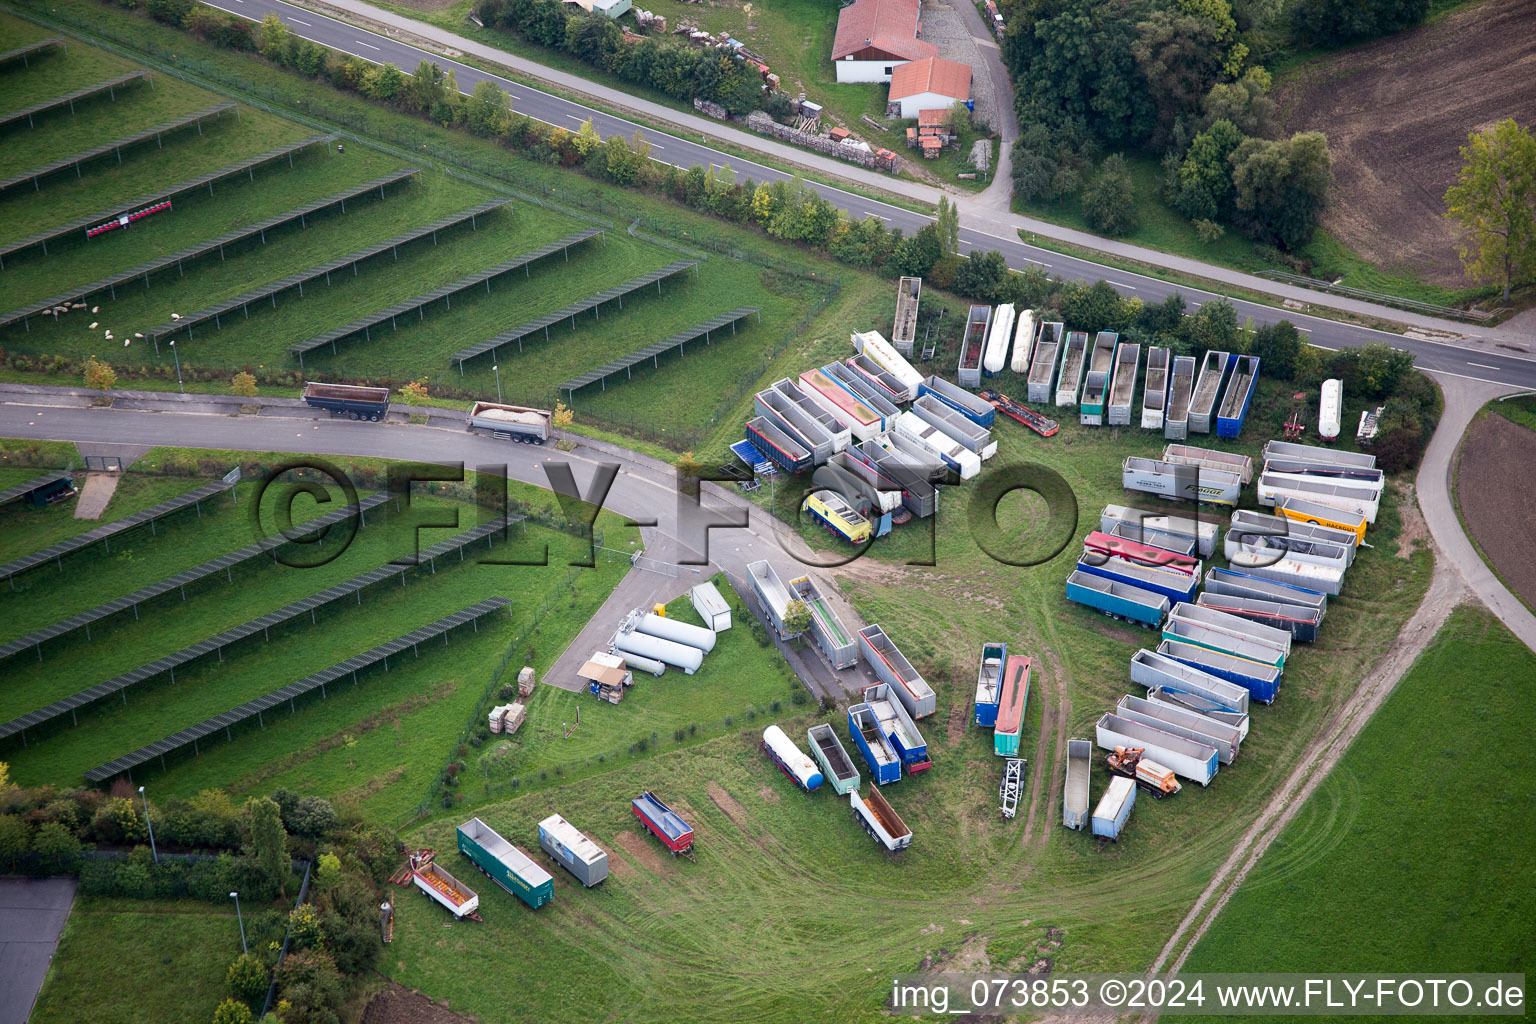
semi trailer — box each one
[1164,355,1196,440]
[1065,569,1171,628]
[1055,331,1089,406]
[1141,347,1169,429]
[1187,351,1232,434]
[1027,321,1065,403]
[1107,342,1141,426]
[993,655,1031,757]
[850,787,913,852]
[958,305,991,387]
[917,375,995,426]
[1064,738,1092,830]
[303,381,390,421]
[858,626,936,719]
[974,642,1006,728]
[457,818,553,910]
[466,402,551,443]
[808,722,861,795]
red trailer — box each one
[1082,530,1199,574]
[632,791,696,856]
[979,388,1059,438]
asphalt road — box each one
[198,0,1536,392]
[0,877,76,1024]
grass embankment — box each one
[1173,604,1535,989]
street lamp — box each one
[491,364,502,403]
[168,340,183,394]
[137,785,158,864]
[230,892,247,955]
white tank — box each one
[616,650,666,677]
[614,629,702,674]
[1010,310,1036,373]
[762,725,824,790]
[638,612,716,652]
[1319,378,1342,440]
[983,303,1015,375]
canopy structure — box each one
[291,228,603,361]
[560,306,760,398]
[0,69,151,131]
[450,260,698,371]
[0,37,66,69]
[0,101,235,196]
[0,471,73,508]
[83,597,510,783]
[0,135,330,267]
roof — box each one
[888,57,972,101]
[832,0,936,61]
[917,108,947,127]
[579,655,628,687]
[919,136,943,150]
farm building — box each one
[562,0,631,17]
[831,0,936,83]
[886,57,971,119]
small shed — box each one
[578,652,631,704]
[828,126,851,143]
[691,581,733,631]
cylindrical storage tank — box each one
[762,725,824,790]
[1319,378,1342,440]
[983,303,1015,375]
[614,629,702,674]
[616,651,666,677]
[638,613,716,653]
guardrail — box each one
[1256,270,1508,324]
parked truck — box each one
[1066,569,1171,628]
[808,722,861,795]
[632,791,695,856]
[303,381,390,421]
[457,818,553,910]
[850,787,913,852]
[858,625,936,719]
[466,401,551,443]
[1141,347,1170,430]
[1063,738,1092,830]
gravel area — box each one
[918,0,1000,133]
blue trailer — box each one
[848,702,902,785]
[974,642,1006,727]
[917,375,995,427]
[746,416,812,473]
[862,682,930,769]
[1215,355,1260,438]
[1065,570,1170,628]
[1075,554,1198,605]
[1157,638,1282,704]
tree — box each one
[1444,119,1536,302]
[954,250,1009,300]
[1187,298,1240,355]
[286,797,338,840]
[231,371,258,398]
[360,63,403,102]
[0,815,30,872]
[935,196,960,256]
[399,378,428,405]
[1169,119,1244,222]
[257,13,290,63]
[552,401,574,442]
[781,599,812,638]
[1061,280,1132,333]
[1290,0,1429,45]
[1200,68,1273,137]
[1250,320,1302,379]
[227,954,269,1005]
[83,358,116,392]
[572,117,603,160]
[1131,11,1224,145]
[1011,138,1056,203]
[464,80,510,137]
[31,822,81,872]
[889,224,944,277]
[244,797,289,898]
[1348,342,1415,399]
[1082,154,1139,235]
[1138,292,1188,337]
[1229,131,1332,250]
[213,998,255,1024]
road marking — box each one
[354,40,380,50]
[1295,326,1311,332]
[565,113,587,123]
[289,16,311,24]
[647,143,665,152]
[1107,281,1137,290]
[1467,361,1499,369]
[871,214,891,221]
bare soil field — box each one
[1275,0,1536,286]
[1455,411,1536,610]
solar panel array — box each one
[0,69,152,131]
[0,471,73,508]
[144,198,509,345]
[83,597,510,782]
[0,101,236,196]
[450,260,698,369]
[0,135,331,267]
[0,37,66,69]
[291,228,603,359]
[0,473,240,586]
[0,514,521,740]
[0,492,394,662]
[561,306,760,397]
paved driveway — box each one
[0,877,76,1024]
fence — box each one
[1256,270,1507,323]
[260,859,314,1020]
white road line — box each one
[288,16,311,24]
[1107,281,1137,290]
[1295,326,1311,332]
[354,40,380,50]
[565,113,587,123]
[648,143,665,152]
[871,214,891,221]
[1467,361,1499,369]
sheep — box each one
[170,312,182,320]
[72,303,85,310]
[134,332,144,338]
[91,306,99,313]
[89,321,99,329]
[123,339,131,347]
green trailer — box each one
[457,817,553,910]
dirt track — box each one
[1275,0,1536,286]
[1455,412,1536,611]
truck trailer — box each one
[1055,331,1089,407]
[537,814,608,887]
[457,818,552,910]
[1187,351,1232,434]
[808,722,861,795]
[1274,495,1368,543]
[958,305,991,387]
[861,682,931,769]
[1261,440,1376,471]
[983,303,1015,377]
[466,402,551,443]
[745,416,812,474]
[1141,347,1170,429]
[690,581,732,631]
[1198,592,1323,642]
[858,625,936,719]
[912,394,997,458]
[1010,309,1038,373]
[993,655,1031,757]
[1258,472,1381,524]
[798,368,885,441]
[1105,520,1197,558]
[632,791,695,856]
[1101,503,1218,558]
[1082,529,1201,575]
[1164,355,1196,440]
[772,378,851,452]
[1169,602,1294,660]
[1226,533,1352,574]
[1157,638,1282,703]
[790,574,858,669]
[1027,322,1065,403]
[1122,455,1243,507]
[1129,648,1250,715]
[303,381,390,421]
[894,412,981,479]
[1145,685,1250,737]
[1079,331,1119,425]
[825,362,901,423]
[917,375,995,426]
[1162,616,1288,670]
[409,853,480,918]
[1229,509,1358,561]
[1075,554,1198,605]
[979,388,1059,437]
[1107,342,1140,426]
[851,328,922,399]
[974,642,1006,728]
[1203,566,1328,619]
[1215,355,1260,438]
[1091,775,1136,840]
[1162,444,1255,485]
[804,489,872,544]
[850,787,913,852]
[846,354,910,408]
[746,560,800,639]
[755,388,833,464]
[1096,712,1219,786]
[1116,694,1241,764]
[848,702,902,785]
[761,724,825,791]
[891,277,921,355]
[1066,569,1170,628]
[1063,738,1092,830]
[848,440,938,518]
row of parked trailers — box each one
[763,721,915,852]
[973,644,1032,757]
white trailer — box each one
[891,277,921,355]
[911,395,997,459]
[1064,738,1092,830]
[895,412,981,479]
[1101,503,1218,558]
[1319,378,1342,440]
[1117,693,1242,763]
[772,378,850,452]
[1122,456,1243,507]
[1145,685,1250,737]
[1164,355,1196,440]
[1091,775,1136,841]
[1055,331,1089,406]
[1162,444,1255,485]
[858,625,936,719]
[1096,712,1219,786]
[690,581,732,631]
[466,402,551,443]
[755,387,835,463]
[1141,347,1169,429]
[1010,309,1038,373]
[1261,440,1376,471]
[1258,472,1381,524]
[1107,342,1140,426]
[1172,600,1296,656]
[1188,351,1231,434]
[1229,509,1358,560]
[1226,533,1353,573]
[851,329,922,400]
[746,559,799,638]
[850,787,913,851]
[1130,648,1250,714]
[1217,553,1344,597]
[1203,567,1329,619]
[983,303,1015,376]
[1027,322,1064,403]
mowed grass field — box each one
[0,446,638,824]
[1171,604,1536,999]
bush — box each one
[0,815,31,871]
[32,822,81,872]
[1081,155,1139,236]
[286,797,338,840]
[213,998,255,1024]
[227,954,269,1004]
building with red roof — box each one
[885,56,972,118]
[831,0,937,83]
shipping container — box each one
[411,856,480,917]
[861,682,931,767]
[1080,332,1119,425]
[1108,342,1141,426]
[808,722,861,795]
[773,378,850,452]
[1066,569,1171,628]
[457,818,553,909]
[848,702,902,785]
[1259,472,1382,524]
[979,388,1059,437]
[1157,638,1282,704]
[1274,495,1368,543]
[1117,694,1241,764]
[745,416,812,474]
[638,612,716,653]
[851,329,923,400]
[303,381,390,421]
[614,627,703,673]
[1091,775,1136,840]
[1163,616,1288,670]
[1161,444,1255,485]
[983,303,1016,376]
[825,362,901,423]
[1129,648,1250,715]
[790,574,859,669]
[632,792,696,855]
[918,375,996,426]
[1319,378,1343,441]
[537,814,608,887]
[912,394,998,458]
[1164,355,1196,440]
[1188,351,1233,434]
[1197,591,1322,642]
[895,412,981,479]
[974,642,1007,728]
[1261,440,1377,471]
[466,401,551,443]
[761,724,825,791]
[1064,738,1092,830]
[798,368,885,441]
[1075,555,1198,606]
[746,560,800,639]
[858,626,937,719]
[1122,455,1243,507]
[691,581,732,631]
[1010,309,1039,373]
[994,655,1031,757]
[1101,503,1218,558]
[804,489,872,544]
[1105,520,1197,558]
[1216,355,1260,438]
[891,277,921,355]
[1055,331,1089,407]
[1142,347,1170,429]
[1203,567,1328,619]
[850,787,913,851]
[1229,509,1358,561]
[1082,529,1201,574]
[1027,322,1065,403]
[755,388,833,464]
[959,305,991,387]
[1096,712,1219,786]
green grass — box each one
[1172,604,1535,990]
[0,470,225,564]
[30,897,238,1024]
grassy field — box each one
[31,897,239,1024]
[1172,604,1535,991]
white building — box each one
[831,0,937,84]
[886,57,972,119]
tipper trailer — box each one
[851,787,913,851]
[790,574,858,669]
[918,375,995,426]
[1122,456,1243,507]
[1142,347,1170,429]
[761,724,825,791]
[862,682,931,769]
[1261,440,1377,471]
[848,439,938,518]
[1198,592,1323,642]
[1107,342,1141,426]
[538,814,608,886]
[994,655,1031,757]
[1083,529,1201,574]
[632,792,695,856]
[1264,459,1385,489]
[1027,321,1065,402]
[808,722,861,795]
[1117,694,1241,764]
[409,854,480,918]
[1157,638,1282,703]
[772,378,851,452]
[1164,355,1196,440]
[755,388,834,464]
[1218,551,1344,597]
[1055,331,1089,406]
[805,489,872,544]
[303,381,390,421]
[1226,533,1352,574]
[457,818,553,910]
[846,354,910,407]
[1130,649,1250,715]
[1064,738,1092,830]
[974,642,1007,727]
[1145,685,1250,736]
[1163,616,1288,670]
[980,388,1059,437]
[746,416,812,473]
[1203,567,1328,619]
[1229,509,1358,562]
[1105,520,1197,558]
[851,328,922,400]
[1274,495,1368,543]
[858,626,936,719]
[799,368,885,440]
[912,394,997,457]
[1096,712,1219,786]
[826,362,901,423]
[891,277,921,355]
[1075,554,1198,605]
[466,402,551,443]
[1188,351,1232,434]
[983,303,1016,376]
[1258,472,1381,524]
[849,702,902,785]
[1092,775,1136,840]
[1216,355,1260,438]
[958,305,991,387]
[1169,602,1294,660]
[1080,331,1119,425]
[1162,444,1255,485]
[746,559,800,639]
[1066,570,1170,628]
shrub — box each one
[31,821,81,872]
[0,815,31,871]
[227,954,269,1004]
[213,998,255,1024]
[231,371,258,397]
[286,797,338,840]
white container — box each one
[851,329,922,400]
[614,629,702,673]
[638,612,716,652]
[1096,712,1218,786]
[983,303,1015,375]
[1009,309,1037,373]
[690,581,732,631]
[762,725,824,790]
[895,412,980,479]
[1117,693,1242,764]
[1319,378,1342,440]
